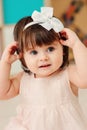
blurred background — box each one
[0,0,87,129]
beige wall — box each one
[48,0,87,33]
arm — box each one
[60,28,87,88]
[0,42,22,99]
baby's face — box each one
[23,41,63,78]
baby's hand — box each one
[1,42,22,64]
[59,28,81,49]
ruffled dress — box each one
[5,69,87,130]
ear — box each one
[59,32,68,40]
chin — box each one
[36,72,51,78]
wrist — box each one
[71,39,82,50]
[0,59,11,67]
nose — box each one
[39,52,49,61]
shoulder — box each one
[67,63,86,88]
[10,71,24,93]
[11,71,24,82]
[64,65,79,96]
[1,71,24,100]
[67,63,78,85]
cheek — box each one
[23,55,31,66]
[55,56,63,67]
[26,59,34,67]
[24,55,37,69]
[53,51,63,67]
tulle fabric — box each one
[4,69,87,130]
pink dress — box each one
[5,69,87,130]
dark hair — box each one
[13,16,69,73]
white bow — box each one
[24,7,64,32]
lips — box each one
[39,64,51,68]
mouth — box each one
[39,64,51,68]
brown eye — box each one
[47,47,55,52]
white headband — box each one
[24,7,64,32]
